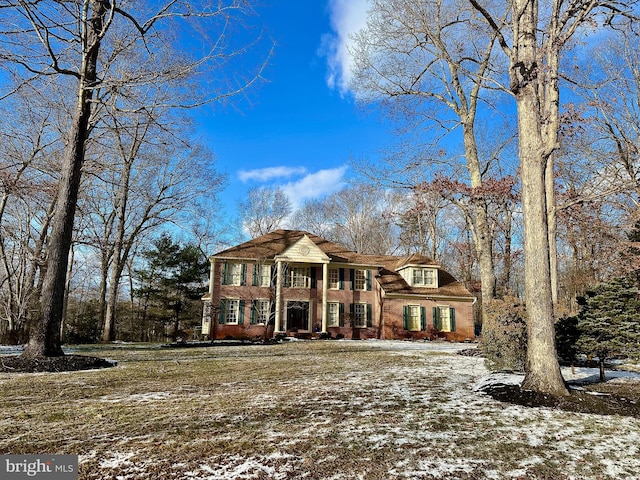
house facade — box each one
[201,230,475,342]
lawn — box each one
[1,340,639,479]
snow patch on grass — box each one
[3,340,640,479]
[99,391,172,403]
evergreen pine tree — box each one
[135,234,208,341]
[575,277,640,381]
[622,220,640,279]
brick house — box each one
[201,230,475,342]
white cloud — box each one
[238,166,308,183]
[281,166,348,208]
[321,0,370,95]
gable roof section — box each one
[393,253,441,270]
[212,229,473,299]
[212,230,356,263]
[376,266,472,298]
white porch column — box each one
[274,258,283,333]
[202,259,216,337]
[208,259,215,298]
[321,262,328,333]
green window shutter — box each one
[240,264,247,286]
[350,269,355,290]
[421,306,427,331]
[310,267,317,289]
[238,300,245,325]
[221,263,228,285]
[366,304,372,327]
[339,268,345,289]
[250,300,257,324]
[219,300,226,324]
[403,306,409,330]
[339,303,345,326]
[450,308,456,331]
[349,303,354,325]
[366,270,372,291]
[433,307,441,331]
[252,265,258,286]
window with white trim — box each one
[328,268,340,289]
[327,302,341,327]
[257,265,271,287]
[438,306,451,332]
[225,262,245,286]
[352,303,368,328]
[407,305,421,331]
[219,299,241,324]
[353,269,370,291]
[412,268,436,287]
[287,266,311,288]
[403,304,426,331]
[433,306,455,332]
[252,299,270,325]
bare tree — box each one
[290,198,335,239]
[238,187,292,238]
[470,0,637,395]
[391,185,448,260]
[350,0,508,313]
[0,91,61,344]
[96,121,224,342]
[289,184,397,255]
[576,34,640,218]
[324,184,397,255]
[0,0,269,357]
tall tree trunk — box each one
[102,275,119,342]
[102,211,126,342]
[463,120,497,316]
[511,0,567,396]
[547,163,558,305]
[22,0,108,358]
[101,121,143,342]
[61,243,75,342]
[543,17,560,307]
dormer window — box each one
[412,268,436,287]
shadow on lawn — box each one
[0,354,116,373]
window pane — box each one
[328,269,339,289]
[290,267,310,288]
[226,300,239,324]
[439,306,451,332]
[424,269,434,285]
[353,303,366,327]
[328,302,339,326]
[408,305,421,331]
[413,268,435,286]
[355,270,366,290]
[259,265,271,287]
[230,264,242,285]
[256,300,270,324]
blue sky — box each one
[199,0,385,215]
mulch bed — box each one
[0,354,116,373]
[482,382,640,418]
[459,348,640,418]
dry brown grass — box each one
[1,341,639,479]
